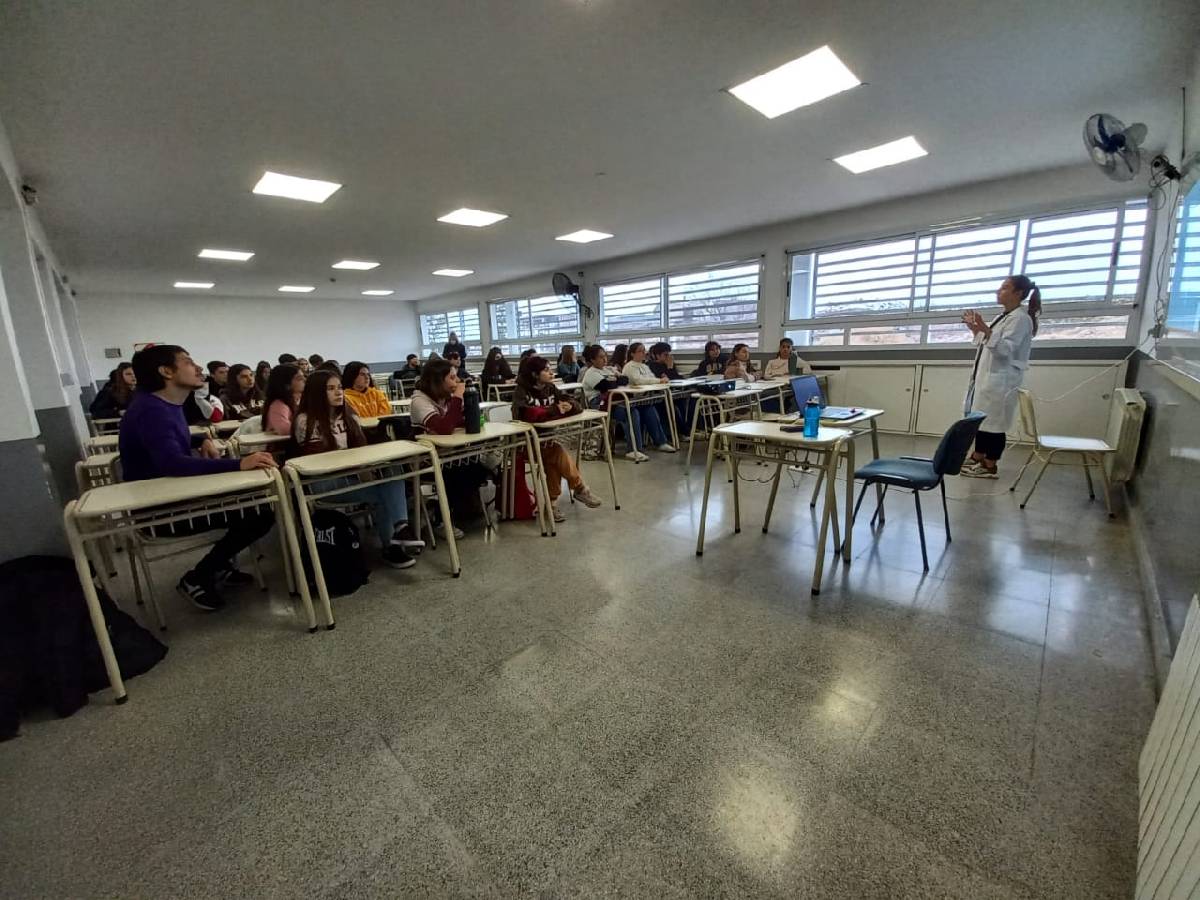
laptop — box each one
[788,375,861,420]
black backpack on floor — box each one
[300,508,369,597]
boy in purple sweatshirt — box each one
[121,345,277,611]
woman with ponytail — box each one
[960,275,1040,478]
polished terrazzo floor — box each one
[1,434,1156,898]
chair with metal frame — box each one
[850,412,986,571]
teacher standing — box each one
[960,275,1041,479]
[442,331,467,365]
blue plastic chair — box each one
[850,412,986,570]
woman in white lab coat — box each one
[960,275,1041,478]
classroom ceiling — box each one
[0,0,1196,303]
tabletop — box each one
[81,451,120,469]
[531,409,607,430]
[418,421,531,447]
[87,435,120,450]
[713,420,852,448]
[611,383,671,395]
[75,469,276,517]
[557,382,585,391]
[764,407,885,425]
[285,440,431,476]
[236,431,291,446]
[213,421,241,435]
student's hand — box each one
[658,376,669,383]
[239,451,277,470]
[452,380,467,399]
[556,400,573,414]
[199,438,221,459]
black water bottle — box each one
[463,383,481,434]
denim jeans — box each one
[312,477,408,547]
[611,403,669,450]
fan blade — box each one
[1124,123,1148,148]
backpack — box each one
[301,508,369,596]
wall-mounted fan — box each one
[553,271,593,319]
[1084,113,1198,187]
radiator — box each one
[1138,595,1200,899]
[1106,387,1146,483]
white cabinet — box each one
[915,365,970,435]
[838,366,916,432]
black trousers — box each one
[147,509,275,580]
[974,430,1007,461]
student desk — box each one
[695,421,854,595]
[284,441,459,628]
[90,416,123,436]
[85,434,120,455]
[608,383,680,455]
[390,398,411,414]
[388,398,507,420]
[486,383,518,403]
[418,422,555,537]
[684,388,762,468]
[213,420,242,437]
[555,382,587,407]
[229,432,291,458]
[529,409,621,509]
[63,468,313,702]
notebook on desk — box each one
[789,375,861,420]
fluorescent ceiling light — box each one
[174,281,214,289]
[278,285,315,293]
[432,268,474,277]
[332,259,379,270]
[728,45,860,119]
[252,170,342,203]
[362,289,394,296]
[198,248,254,261]
[555,229,613,244]
[437,208,508,227]
[834,136,928,174]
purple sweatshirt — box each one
[119,391,239,481]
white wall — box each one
[416,162,1144,350]
[76,292,421,377]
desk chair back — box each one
[1016,388,1039,443]
[932,412,987,477]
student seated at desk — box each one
[394,354,421,390]
[219,364,264,420]
[263,363,305,436]
[724,343,760,382]
[621,342,678,450]
[90,362,135,418]
[409,358,489,536]
[763,337,813,381]
[512,356,603,522]
[480,347,515,389]
[446,351,469,380]
[293,371,423,569]
[205,360,229,399]
[254,360,272,395]
[609,344,628,372]
[581,344,672,462]
[690,341,728,377]
[556,345,580,381]
[341,361,392,418]
[120,344,277,612]
[648,342,694,435]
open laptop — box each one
[788,375,861,420]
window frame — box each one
[783,199,1146,350]
[418,306,483,357]
[597,258,764,346]
[486,293,583,351]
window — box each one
[1165,180,1200,336]
[786,200,1145,347]
[489,294,581,347]
[418,307,482,357]
[599,260,761,346]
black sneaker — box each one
[177,573,226,611]
[381,544,417,569]
[392,523,426,550]
[217,568,255,587]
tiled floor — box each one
[0,434,1156,898]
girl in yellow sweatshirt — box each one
[341,361,392,418]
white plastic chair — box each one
[1009,388,1116,517]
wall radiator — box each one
[1138,595,1200,898]
[1106,387,1146,483]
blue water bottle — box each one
[803,396,821,438]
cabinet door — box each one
[1014,364,1122,440]
[840,366,916,432]
[915,365,970,435]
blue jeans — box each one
[312,477,408,547]
[611,403,670,451]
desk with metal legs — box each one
[530,410,621,510]
[609,384,679,454]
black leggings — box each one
[974,430,1007,462]
[146,509,276,579]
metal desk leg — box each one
[278,500,297,597]
[842,439,855,562]
[763,458,783,533]
[811,443,841,595]
[869,418,884,524]
[285,468,332,631]
[663,390,679,449]
[695,431,720,556]
[621,394,639,461]
[526,432,556,537]
[63,504,127,703]
[272,471,318,631]
[686,397,706,468]
[731,456,741,534]
[600,420,621,510]
[425,448,462,576]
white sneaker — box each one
[572,486,603,508]
[624,450,649,462]
[436,521,465,539]
[656,444,678,453]
[551,501,567,523]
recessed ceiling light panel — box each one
[198,248,254,261]
[332,259,380,270]
[278,285,315,293]
[437,208,508,227]
[432,268,475,277]
[555,229,613,244]
[362,289,395,296]
[252,170,342,203]
[834,136,928,173]
[728,45,860,119]
[174,281,214,289]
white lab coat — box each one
[965,306,1033,433]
